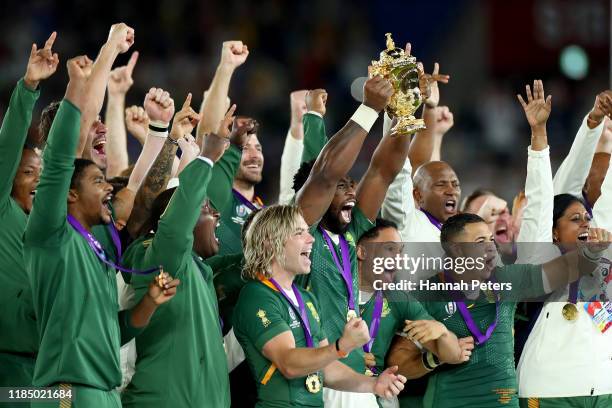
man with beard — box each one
[24,25,179,407]
[120,92,234,407]
[291,70,427,406]
[0,32,58,397]
[415,213,610,408]
[356,219,468,408]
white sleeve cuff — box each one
[197,156,214,167]
[527,145,550,157]
[305,111,323,119]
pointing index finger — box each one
[125,51,139,76]
[44,32,57,50]
[182,93,192,110]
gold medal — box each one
[156,269,166,288]
[562,303,579,321]
[305,373,322,394]
[364,368,374,377]
[346,309,357,321]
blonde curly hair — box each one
[242,204,303,280]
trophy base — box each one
[390,116,426,136]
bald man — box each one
[382,156,460,243]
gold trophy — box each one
[370,33,426,136]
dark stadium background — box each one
[0,0,609,204]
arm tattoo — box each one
[127,138,178,237]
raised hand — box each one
[108,51,138,96]
[144,87,175,125]
[403,320,449,344]
[177,134,201,160]
[339,317,371,353]
[148,271,180,305]
[587,90,612,128]
[517,79,552,129]
[216,104,237,139]
[426,106,454,135]
[422,62,450,108]
[290,90,308,122]
[24,31,60,90]
[373,366,407,400]
[64,55,94,110]
[363,76,394,113]
[107,23,135,54]
[583,227,612,253]
[305,89,328,116]
[170,93,201,141]
[220,41,249,69]
[125,105,149,144]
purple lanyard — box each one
[67,215,159,275]
[363,291,383,353]
[232,188,260,211]
[568,280,580,304]
[319,228,356,312]
[444,271,499,345]
[268,278,314,347]
[420,209,442,231]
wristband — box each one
[350,104,379,132]
[422,351,441,371]
[149,122,169,139]
[335,338,348,358]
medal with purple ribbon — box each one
[232,188,262,212]
[319,228,357,320]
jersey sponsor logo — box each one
[381,298,391,317]
[257,309,271,328]
[444,301,457,317]
[306,301,320,323]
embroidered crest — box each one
[444,301,457,316]
[381,298,391,317]
[257,309,271,328]
[345,232,355,246]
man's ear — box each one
[68,188,78,204]
[413,187,422,209]
[357,243,366,261]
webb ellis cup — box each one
[370,33,426,135]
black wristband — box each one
[167,137,179,146]
[149,123,169,133]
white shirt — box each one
[517,129,612,397]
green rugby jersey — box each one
[120,159,230,408]
[234,280,326,408]
[296,206,374,373]
[421,264,544,408]
[360,291,432,373]
[0,79,40,394]
[24,100,141,390]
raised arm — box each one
[591,122,612,230]
[296,77,392,225]
[104,51,138,177]
[76,23,134,157]
[279,90,307,204]
[25,56,91,244]
[144,122,227,275]
[196,41,248,147]
[0,32,57,203]
[125,88,177,238]
[301,89,329,164]
[552,90,611,196]
[516,80,554,249]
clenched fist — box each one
[220,41,249,69]
[305,89,328,116]
[144,87,175,124]
[107,23,135,54]
[338,317,370,353]
[363,76,393,112]
[125,105,149,145]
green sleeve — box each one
[237,287,291,351]
[24,100,80,245]
[301,113,328,164]
[208,144,241,213]
[117,309,143,345]
[349,205,376,240]
[0,79,40,206]
[391,292,433,322]
[206,252,244,274]
[496,264,545,300]
[144,158,213,276]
